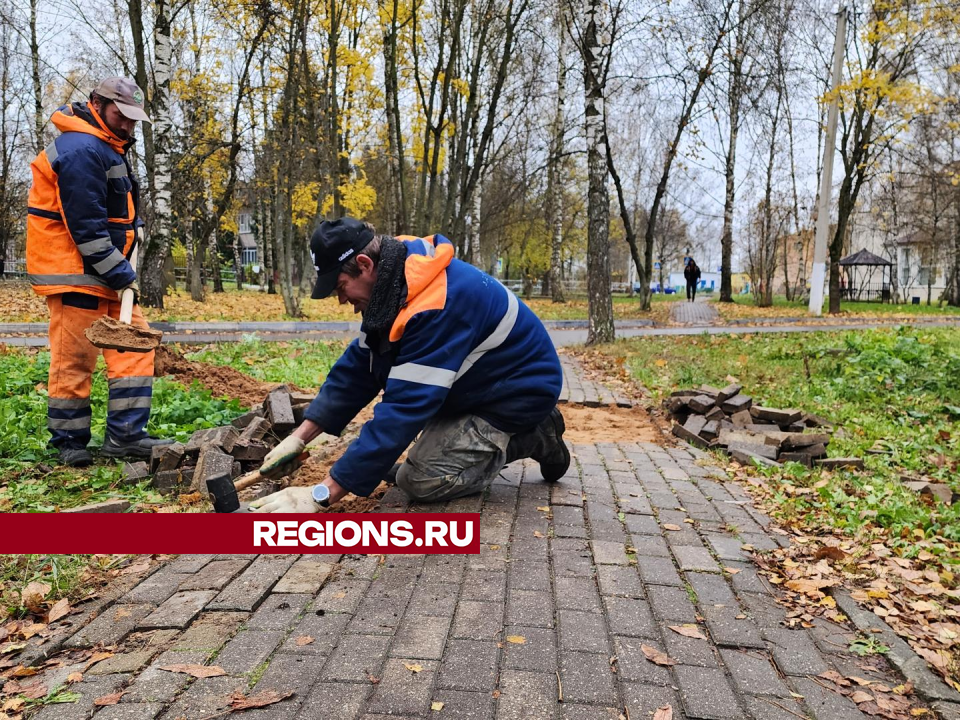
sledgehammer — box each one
[206,452,309,513]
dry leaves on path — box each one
[19,582,50,615]
[640,644,676,666]
[46,598,71,624]
[228,689,293,710]
[816,670,922,719]
[158,664,227,678]
[294,636,314,647]
[653,706,674,720]
[668,624,707,640]
[93,690,125,706]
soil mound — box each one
[154,345,279,406]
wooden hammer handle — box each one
[233,451,310,492]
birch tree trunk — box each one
[549,3,567,303]
[139,0,173,308]
[719,0,746,303]
[30,0,43,153]
[582,0,613,345]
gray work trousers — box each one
[395,414,513,503]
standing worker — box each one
[684,258,702,302]
[251,217,569,513]
[26,77,173,467]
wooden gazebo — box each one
[838,248,892,302]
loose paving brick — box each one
[245,592,312,630]
[790,677,868,719]
[390,615,452,660]
[622,682,682,719]
[647,585,699,623]
[701,605,765,649]
[176,559,250,591]
[365,658,438,715]
[452,600,504,640]
[65,604,156,648]
[636,556,684,586]
[664,630,718,667]
[719,648,792,697]
[171,611,246,651]
[93,703,164,719]
[501,626,557,672]
[602,596,656,638]
[558,651,618,705]
[506,589,554,628]
[613,636,674,685]
[764,627,830,676]
[297,682,371,719]
[215,629,285,675]
[206,555,296,612]
[437,639,499,692]
[138,590,216,630]
[558,610,609,653]
[121,650,210,703]
[590,540,630,565]
[432,689,496,720]
[281,610,351,655]
[554,576,602,613]
[596,565,645,598]
[673,545,721,573]
[320,634,391,683]
[675,665,743,719]
[496,670,556,720]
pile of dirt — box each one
[154,345,278,406]
[85,316,162,352]
[561,404,662,444]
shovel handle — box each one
[119,232,141,325]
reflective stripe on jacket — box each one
[304,234,563,497]
[26,102,139,298]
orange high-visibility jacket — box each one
[27,101,140,299]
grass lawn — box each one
[716,293,960,320]
[602,327,960,551]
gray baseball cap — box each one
[92,77,152,123]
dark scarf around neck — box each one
[363,236,409,336]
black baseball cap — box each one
[309,218,375,299]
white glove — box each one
[249,486,320,513]
[259,436,306,478]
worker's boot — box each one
[57,446,93,468]
[101,434,175,459]
[506,407,570,482]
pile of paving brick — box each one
[664,383,862,470]
[123,385,314,496]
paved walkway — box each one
[670,299,719,326]
[20,443,927,720]
[559,355,633,407]
[5,317,960,349]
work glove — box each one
[259,435,306,479]
[249,486,321,513]
[121,280,140,303]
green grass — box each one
[605,327,960,558]
[0,553,133,619]
[0,348,247,512]
[187,338,345,388]
[727,294,960,315]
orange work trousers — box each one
[46,293,155,449]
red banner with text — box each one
[0,513,481,554]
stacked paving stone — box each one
[665,383,863,470]
[125,385,314,496]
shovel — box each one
[84,229,163,353]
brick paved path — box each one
[670,300,719,326]
[23,439,925,720]
[558,355,632,408]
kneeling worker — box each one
[251,217,568,512]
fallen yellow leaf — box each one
[431,701,445,711]
[663,524,681,531]
[668,624,707,641]
[404,662,423,673]
[506,636,526,644]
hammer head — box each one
[207,471,240,513]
